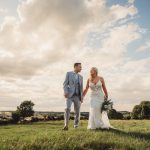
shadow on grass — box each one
[96,128,150,141]
[80,128,150,150]
[82,141,134,150]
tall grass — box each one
[0,120,149,150]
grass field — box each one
[0,120,150,150]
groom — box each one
[63,63,83,130]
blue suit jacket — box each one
[63,71,83,101]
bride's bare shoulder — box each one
[98,76,103,79]
[98,76,104,81]
[88,78,91,82]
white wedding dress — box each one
[87,79,114,129]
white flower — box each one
[104,105,108,109]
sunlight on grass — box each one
[0,120,149,150]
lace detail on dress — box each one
[89,79,105,98]
[87,79,114,129]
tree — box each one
[131,105,142,119]
[108,109,123,119]
[17,100,35,119]
[140,101,150,119]
[108,109,117,119]
[140,101,150,106]
[116,112,124,119]
[132,101,150,119]
[12,111,20,123]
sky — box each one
[0,0,149,112]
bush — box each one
[17,100,34,119]
[108,109,123,119]
[12,111,21,123]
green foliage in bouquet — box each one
[101,99,113,112]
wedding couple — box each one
[63,63,113,130]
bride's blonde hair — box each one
[91,67,98,75]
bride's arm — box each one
[83,79,89,97]
[101,77,108,99]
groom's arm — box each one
[63,72,69,98]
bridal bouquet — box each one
[101,99,113,112]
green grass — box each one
[0,120,150,150]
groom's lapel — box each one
[78,75,82,86]
[71,71,82,85]
[72,72,76,83]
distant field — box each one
[0,120,150,150]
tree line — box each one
[0,100,149,125]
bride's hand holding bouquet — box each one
[104,95,108,101]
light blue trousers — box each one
[64,95,81,127]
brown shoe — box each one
[74,125,79,129]
[62,126,68,130]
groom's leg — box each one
[73,96,81,127]
[64,97,73,127]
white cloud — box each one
[0,0,149,112]
[0,8,8,14]
[128,0,135,4]
[137,41,150,52]
[0,0,139,78]
[110,4,137,20]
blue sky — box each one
[0,0,149,60]
[108,0,150,60]
[108,0,150,28]
[0,0,150,111]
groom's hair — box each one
[74,63,81,68]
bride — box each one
[83,67,114,130]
